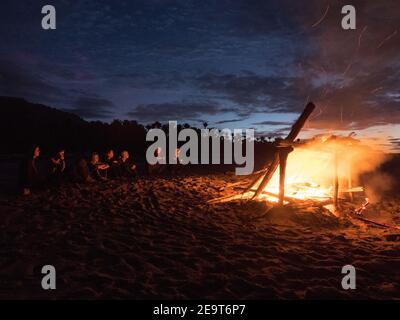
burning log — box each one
[353,198,370,215]
[234,186,297,202]
[350,198,400,230]
[341,187,364,193]
[347,157,354,201]
[246,102,316,199]
[332,137,339,214]
[278,145,294,205]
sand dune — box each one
[0,174,399,299]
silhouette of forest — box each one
[0,96,148,155]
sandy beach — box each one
[0,173,399,299]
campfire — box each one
[253,135,373,212]
[211,102,386,215]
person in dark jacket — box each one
[89,152,109,181]
[19,145,45,195]
[49,148,67,185]
[118,150,137,178]
[104,149,121,178]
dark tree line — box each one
[0,97,148,157]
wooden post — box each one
[278,146,293,206]
[347,159,354,202]
[333,147,339,214]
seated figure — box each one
[89,152,109,181]
[118,150,137,178]
[104,149,121,178]
[49,148,67,185]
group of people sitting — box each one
[86,149,137,182]
[19,146,138,195]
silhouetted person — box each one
[104,149,120,178]
[89,152,109,181]
[19,145,45,195]
[118,150,137,178]
[49,148,67,185]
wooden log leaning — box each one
[248,102,316,199]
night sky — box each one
[0,0,399,151]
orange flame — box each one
[254,137,386,205]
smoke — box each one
[364,172,394,203]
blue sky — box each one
[0,0,399,151]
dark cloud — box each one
[66,96,115,119]
[197,72,303,115]
[304,66,400,130]
[192,1,400,132]
[110,72,186,89]
[127,101,220,122]
[46,66,97,82]
[0,59,65,102]
[196,58,400,130]
[255,126,292,139]
[232,0,319,36]
[293,0,400,130]
[252,120,293,126]
[214,118,246,125]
